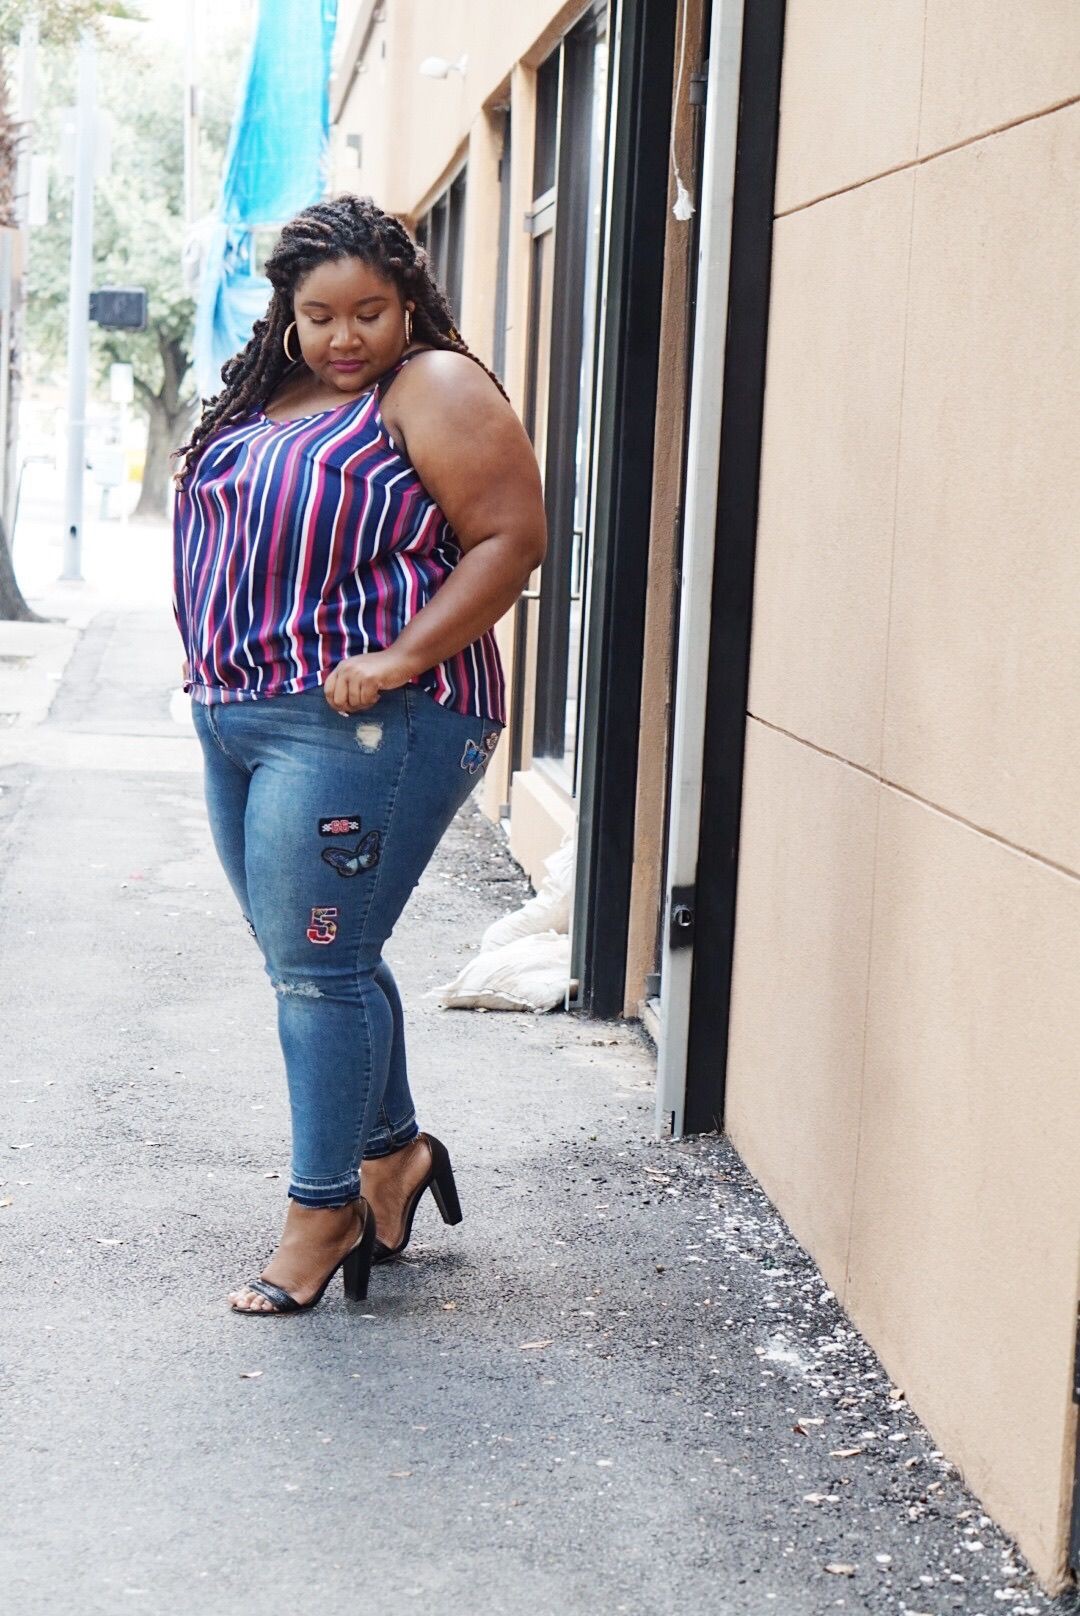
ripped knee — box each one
[271,976,325,1000]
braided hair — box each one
[173,194,508,488]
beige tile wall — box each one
[749,169,914,771]
[774,0,924,212]
[883,106,1080,873]
[726,721,878,1282]
[848,790,1080,1576]
[919,0,1080,155]
[775,0,1080,211]
[731,8,1080,1589]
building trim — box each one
[330,0,381,124]
[571,0,678,1017]
[681,0,786,1133]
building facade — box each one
[330,0,1080,1591]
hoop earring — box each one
[404,307,412,346]
[283,321,299,363]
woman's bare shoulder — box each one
[384,348,511,437]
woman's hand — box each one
[323,648,420,714]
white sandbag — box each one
[436,930,571,1013]
[480,837,574,950]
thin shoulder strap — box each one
[376,346,427,401]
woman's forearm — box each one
[390,535,537,674]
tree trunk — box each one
[0,45,40,621]
[133,332,194,520]
[0,511,45,621]
[134,396,178,519]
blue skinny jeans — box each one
[190,682,502,1207]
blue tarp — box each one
[194,0,338,401]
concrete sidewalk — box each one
[0,593,1073,1616]
[0,491,175,744]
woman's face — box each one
[291,255,414,396]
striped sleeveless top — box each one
[171,352,506,722]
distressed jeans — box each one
[190,682,502,1206]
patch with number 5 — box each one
[306,906,339,945]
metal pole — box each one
[0,236,13,521]
[61,30,96,582]
[3,16,38,542]
[184,0,199,228]
[15,17,37,224]
[119,398,129,529]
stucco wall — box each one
[726,1,1080,1589]
[331,0,588,217]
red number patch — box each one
[306,906,339,945]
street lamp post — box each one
[61,29,97,583]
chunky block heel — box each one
[231,1197,376,1315]
[342,1199,378,1301]
[428,1135,463,1226]
[369,1132,463,1263]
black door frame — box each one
[571,0,678,1016]
[681,0,786,1131]
[1070,1300,1080,1576]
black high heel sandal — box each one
[370,1133,462,1264]
[231,1196,377,1315]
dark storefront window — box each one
[492,112,512,381]
[416,165,468,321]
[514,6,609,790]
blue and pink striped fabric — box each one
[171,356,506,722]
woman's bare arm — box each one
[323,352,547,714]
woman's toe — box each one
[230,1285,273,1312]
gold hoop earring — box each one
[283,321,299,363]
[404,308,412,346]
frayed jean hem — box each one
[288,1174,360,1208]
[363,1112,419,1160]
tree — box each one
[0,3,131,619]
[84,38,197,520]
[27,32,188,521]
[0,3,117,43]
[0,4,116,618]
[23,14,243,525]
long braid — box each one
[173,195,509,488]
[171,301,297,488]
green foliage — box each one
[92,36,191,396]
[26,34,183,403]
[25,18,246,413]
[0,3,140,50]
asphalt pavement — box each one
[0,576,1074,1616]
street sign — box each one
[89,287,147,330]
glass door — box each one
[511,7,609,790]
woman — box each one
[171,195,546,1316]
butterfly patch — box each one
[320,830,381,878]
[460,730,501,774]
